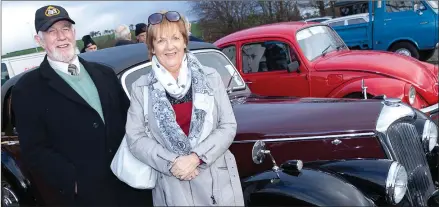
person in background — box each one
[124,10,244,206]
[183,16,204,42]
[12,4,149,206]
[114,24,134,46]
[135,23,147,44]
[80,35,97,53]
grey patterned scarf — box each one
[148,52,215,155]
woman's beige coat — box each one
[125,66,244,206]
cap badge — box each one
[45,6,60,17]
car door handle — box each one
[384,18,392,21]
[420,21,428,24]
[245,81,253,84]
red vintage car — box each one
[214,22,438,118]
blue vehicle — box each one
[323,0,438,61]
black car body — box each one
[1,42,438,206]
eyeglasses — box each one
[148,11,181,26]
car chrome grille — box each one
[387,122,435,206]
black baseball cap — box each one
[34,5,75,32]
[135,23,147,36]
[82,35,96,47]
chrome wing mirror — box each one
[252,140,280,172]
[252,140,304,176]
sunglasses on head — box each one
[148,11,181,26]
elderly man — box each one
[80,35,97,53]
[135,23,147,43]
[12,5,150,206]
[114,24,134,46]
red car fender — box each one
[327,77,407,100]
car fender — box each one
[328,77,407,99]
[1,149,37,205]
[1,150,29,190]
[242,168,374,206]
[310,159,395,205]
[386,37,419,51]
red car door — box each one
[237,38,310,97]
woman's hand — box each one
[182,169,199,181]
[171,153,200,180]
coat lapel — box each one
[39,56,91,109]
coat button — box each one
[93,122,99,128]
[109,149,113,153]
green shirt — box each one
[54,63,105,123]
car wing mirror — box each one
[252,140,280,172]
[252,140,266,164]
[287,61,299,73]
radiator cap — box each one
[383,98,402,107]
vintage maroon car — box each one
[1,42,438,206]
[213,22,438,120]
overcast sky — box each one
[1,1,195,55]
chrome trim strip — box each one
[420,103,438,114]
[120,49,246,98]
[232,132,375,144]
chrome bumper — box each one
[421,103,438,114]
[421,103,439,124]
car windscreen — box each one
[296,25,346,61]
[427,0,438,13]
[122,50,246,95]
[427,0,438,9]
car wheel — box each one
[419,49,436,61]
[1,180,19,207]
[389,42,420,60]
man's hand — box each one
[171,153,200,180]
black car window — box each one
[221,45,237,67]
[122,50,245,96]
[347,18,366,25]
[386,0,414,12]
[241,41,294,74]
[1,63,10,86]
[309,18,328,23]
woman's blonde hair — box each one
[146,10,189,59]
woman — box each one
[125,10,244,206]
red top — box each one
[172,101,204,164]
[172,101,193,136]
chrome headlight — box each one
[422,120,438,152]
[386,162,408,204]
[408,86,416,105]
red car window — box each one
[241,41,295,74]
